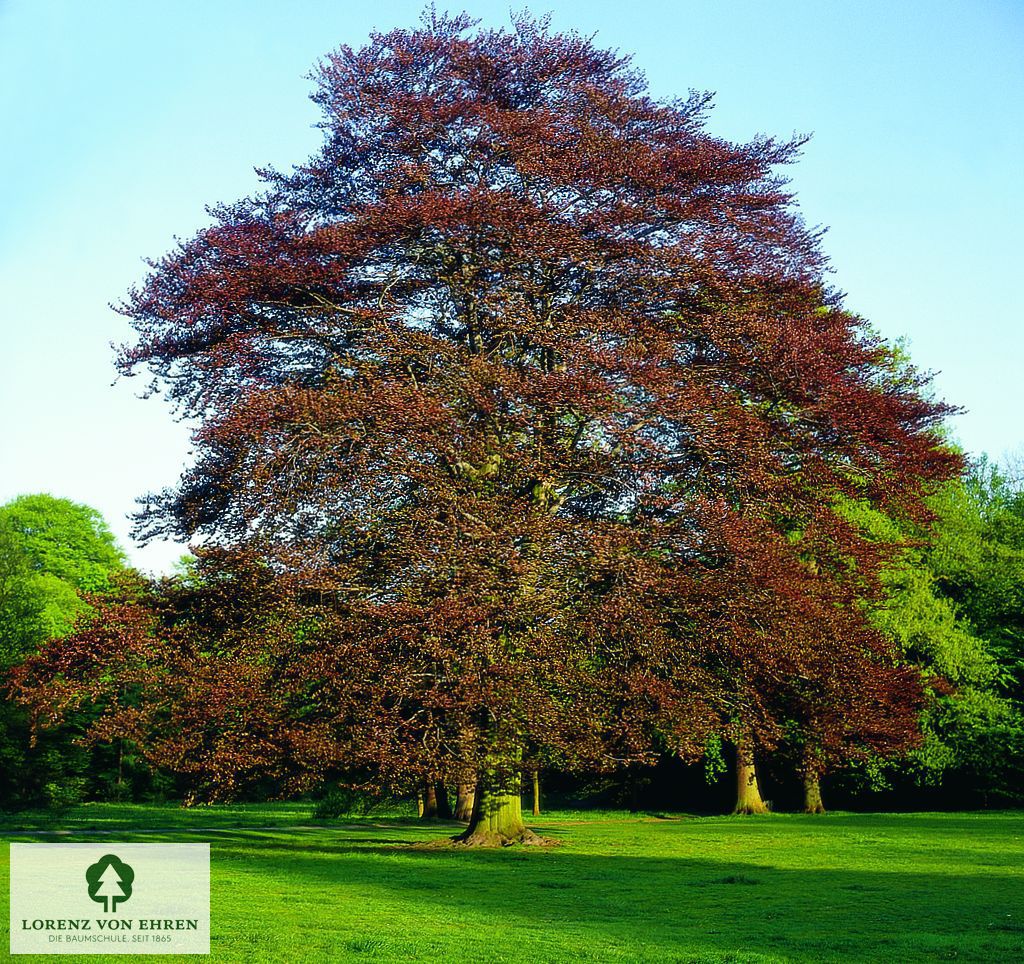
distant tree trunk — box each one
[628,770,640,812]
[435,782,453,819]
[803,771,825,814]
[454,781,475,822]
[733,737,769,814]
[421,783,439,820]
[116,740,125,801]
[416,792,424,818]
[532,770,541,816]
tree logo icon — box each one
[85,854,135,912]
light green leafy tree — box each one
[922,461,1024,800]
[0,495,126,809]
[838,461,1024,803]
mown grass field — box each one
[3,804,1023,962]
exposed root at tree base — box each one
[457,826,556,847]
[411,827,558,849]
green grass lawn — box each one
[3,805,1023,962]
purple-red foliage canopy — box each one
[14,12,958,797]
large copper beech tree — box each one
[15,12,957,842]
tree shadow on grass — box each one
[9,815,1023,960]
[216,824,1024,963]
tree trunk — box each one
[733,738,769,814]
[434,782,453,820]
[453,726,549,845]
[456,760,547,846]
[457,777,535,846]
[454,781,475,822]
[803,771,826,814]
[532,770,541,817]
[421,783,438,820]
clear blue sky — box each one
[1,0,1021,573]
